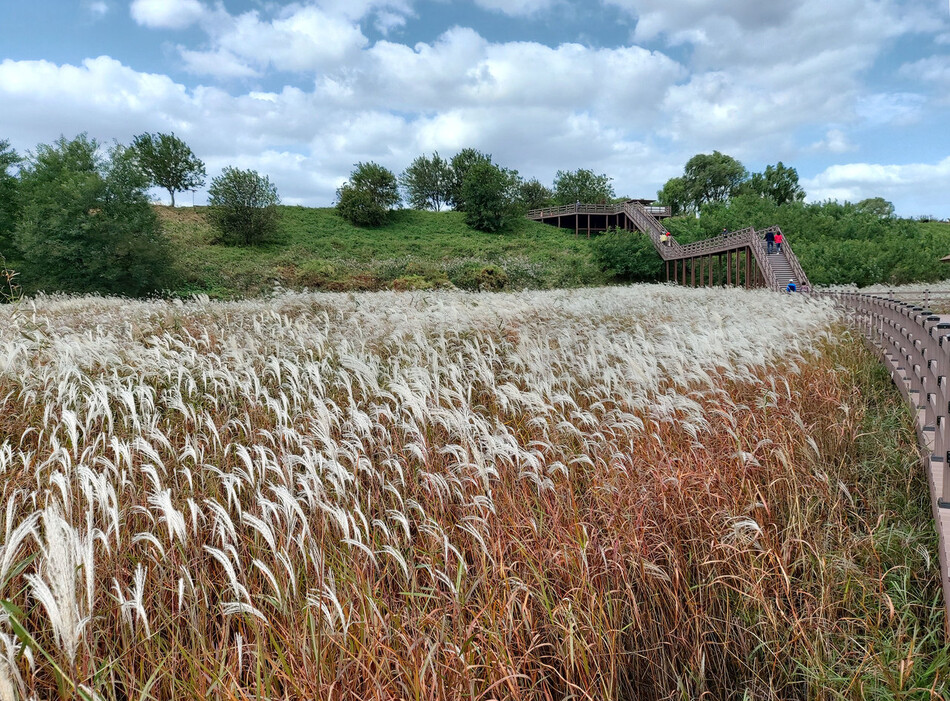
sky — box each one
[1,0,949,217]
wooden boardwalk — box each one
[836,294,950,633]
[527,201,810,292]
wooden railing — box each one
[527,200,809,291]
[526,203,672,219]
[831,292,950,630]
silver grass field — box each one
[0,285,945,699]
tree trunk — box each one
[169,189,176,207]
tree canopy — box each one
[400,152,452,211]
[459,160,522,233]
[336,162,400,227]
[131,132,206,207]
[682,151,747,210]
[15,134,174,296]
[0,139,20,259]
[517,178,553,210]
[744,162,805,206]
[448,148,491,212]
[552,169,615,205]
[207,167,281,245]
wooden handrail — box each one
[526,200,810,291]
[830,291,950,632]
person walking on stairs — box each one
[775,231,783,253]
[765,230,775,254]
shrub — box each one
[207,167,281,245]
[590,228,663,282]
[336,162,400,227]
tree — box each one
[746,162,805,206]
[448,148,491,211]
[131,132,206,207]
[552,169,615,205]
[682,151,747,210]
[591,229,663,282]
[207,167,281,245]
[336,162,400,227]
[15,134,174,296]
[400,152,452,211]
[459,161,522,233]
[656,176,690,216]
[0,139,20,259]
[856,197,895,218]
[518,178,554,210]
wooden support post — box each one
[690,258,696,287]
[666,259,670,282]
[745,249,751,289]
[708,255,713,286]
[726,250,732,286]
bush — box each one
[336,162,400,227]
[16,134,175,296]
[207,167,281,245]
[590,228,663,282]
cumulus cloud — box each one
[179,5,368,77]
[130,0,207,29]
[804,157,950,216]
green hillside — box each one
[161,206,607,297]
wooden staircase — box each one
[526,203,810,292]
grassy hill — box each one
[160,206,608,297]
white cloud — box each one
[130,0,207,29]
[472,0,558,17]
[856,92,926,126]
[901,56,950,87]
[172,5,369,77]
[804,157,950,216]
[810,129,856,154]
[84,1,110,18]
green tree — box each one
[16,134,174,296]
[856,197,895,218]
[0,139,20,259]
[336,161,400,227]
[591,228,663,282]
[207,167,281,245]
[400,152,452,211]
[130,132,206,207]
[746,162,805,206]
[682,151,747,210]
[448,148,491,211]
[656,176,690,216]
[460,161,522,233]
[552,168,615,205]
[518,178,554,210]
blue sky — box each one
[1,0,949,217]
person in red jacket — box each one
[775,231,784,253]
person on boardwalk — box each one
[765,230,775,254]
[661,231,671,246]
[721,227,728,237]
[775,231,783,253]
[786,279,796,293]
